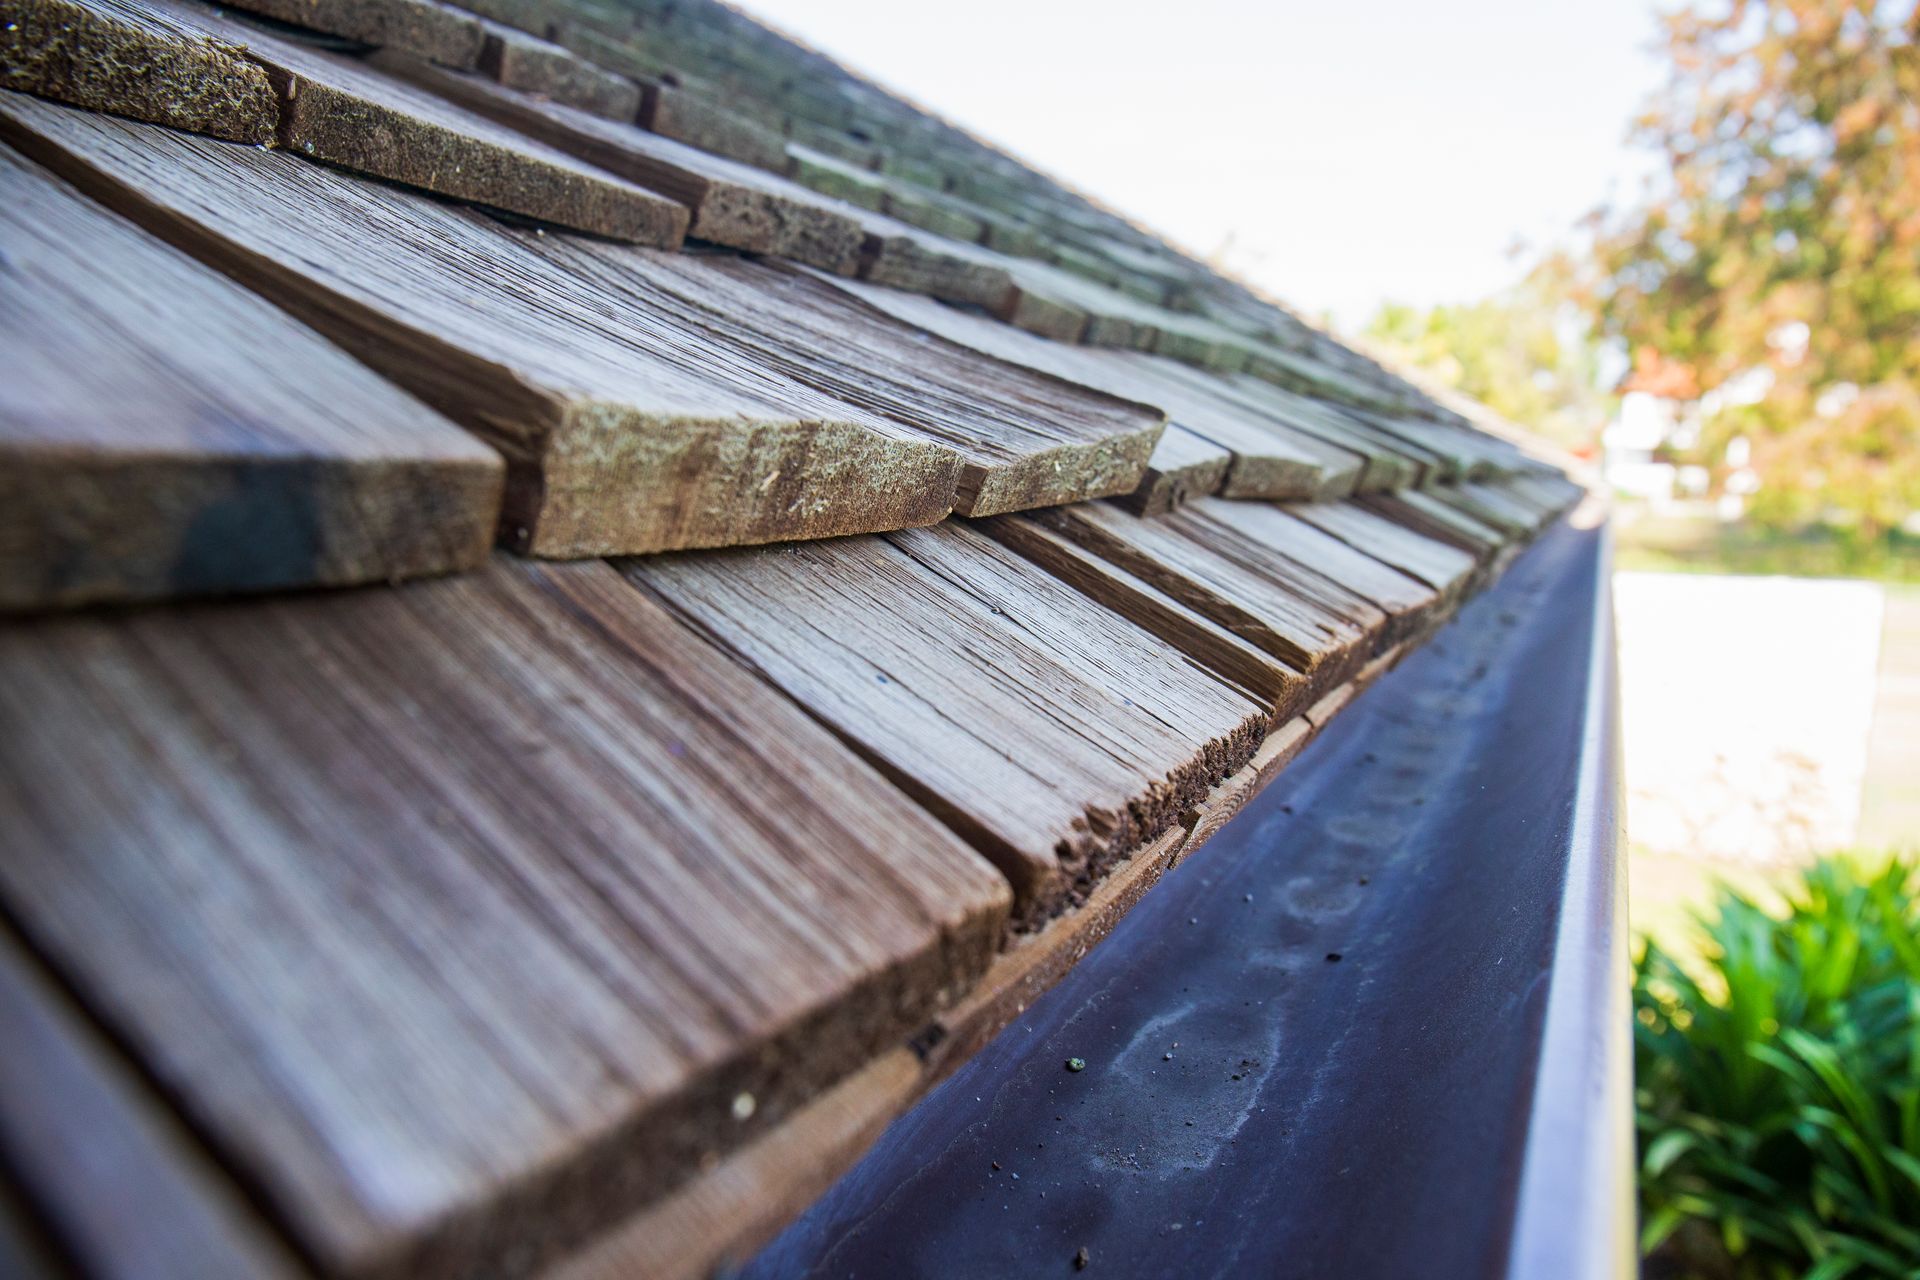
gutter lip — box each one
[1504,514,1637,1280]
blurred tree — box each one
[1364,255,1612,455]
[1592,0,1920,534]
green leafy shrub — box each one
[1635,856,1920,1280]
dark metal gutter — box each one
[740,515,1633,1280]
[1503,516,1635,1280]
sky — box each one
[735,0,1673,329]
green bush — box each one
[1635,856,1920,1280]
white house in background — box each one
[1603,354,1765,514]
[1602,390,1683,504]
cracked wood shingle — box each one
[626,522,1267,931]
[1027,499,1386,697]
[379,54,865,271]
[979,514,1309,723]
[1176,497,1448,647]
[0,556,1010,1280]
[0,140,502,610]
[0,95,976,554]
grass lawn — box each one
[1615,509,1920,582]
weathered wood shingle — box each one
[0,95,974,555]
[824,278,1366,504]
[0,557,1010,1279]
[0,140,502,609]
[1,0,278,140]
[573,251,1163,515]
[222,0,488,69]
[376,55,867,271]
[628,523,1267,929]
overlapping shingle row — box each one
[0,1,1586,1275]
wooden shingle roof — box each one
[0,0,1587,1275]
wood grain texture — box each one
[0,556,1009,1280]
[1357,489,1511,561]
[0,924,308,1280]
[377,55,863,270]
[1286,499,1479,601]
[131,0,689,244]
[476,18,638,117]
[1147,362,1414,494]
[545,1049,924,1280]
[554,250,1160,515]
[1176,498,1445,648]
[0,95,970,555]
[816,279,1340,509]
[0,0,277,140]
[981,514,1308,722]
[1028,501,1380,695]
[223,0,486,68]
[627,522,1267,930]
[0,141,502,610]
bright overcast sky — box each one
[735,0,1671,328]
